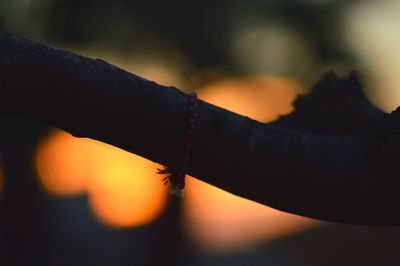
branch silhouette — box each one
[1,31,399,225]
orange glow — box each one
[185,178,315,252]
[35,130,89,196]
[199,76,302,122]
[184,76,315,252]
[85,138,168,228]
[35,130,168,228]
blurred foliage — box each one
[0,0,360,81]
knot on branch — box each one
[273,71,383,135]
[358,107,400,147]
[358,107,400,182]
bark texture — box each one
[1,31,400,225]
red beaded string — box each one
[157,92,198,196]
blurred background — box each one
[1,0,400,265]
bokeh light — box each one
[229,21,314,77]
[342,0,400,111]
[185,178,316,253]
[35,130,89,196]
[35,130,168,228]
[199,75,302,122]
[85,138,168,228]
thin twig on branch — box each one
[1,31,400,226]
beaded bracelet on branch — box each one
[157,92,198,196]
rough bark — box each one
[1,31,400,226]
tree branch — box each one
[1,31,399,226]
[272,71,384,134]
